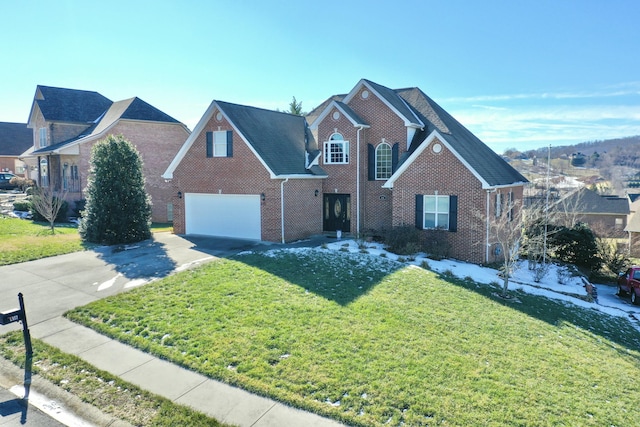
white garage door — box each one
[185,193,261,240]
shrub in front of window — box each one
[382,225,425,255]
[423,229,451,260]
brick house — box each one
[0,122,32,176]
[23,85,190,222]
[164,79,528,263]
[554,188,629,237]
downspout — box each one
[486,191,490,263]
[280,178,289,243]
[486,189,495,263]
[356,126,365,237]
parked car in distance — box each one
[0,173,18,190]
[617,266,640,305]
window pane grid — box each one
[324,141,349,164]
[423,195,449,229]
[375,143,392,179]
[213,131,227,157]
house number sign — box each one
[0,309,21,325]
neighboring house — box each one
[624,193,640,256]
[164,79,528,263]
[0,122,32,176]
[23,85,190,222]
[554,187,629,236]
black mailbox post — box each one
[1,293,33,401]
[0,308,21,325]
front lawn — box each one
[0,217,173,265]
[0,217,86,265]
[65,249,640,427]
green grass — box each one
[0,217,173,265]
[65,249,640,427]
[0,217,87,265]
[150,222,173,233]
[0,332,228,426]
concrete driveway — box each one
[0,232,268,331]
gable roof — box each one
[308,100,370,129]
[32,96,185,155]
[0,122,32,156]
[625,211,640,232]
[31,85,112,124]
[557,188,630,215]
[164,100,326,179]
[343,79,424,128]
[311,79,527,189]
[396,87,527,187]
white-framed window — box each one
[495,193,502,217]
[375,142,392,179]
[39,127,47,148]
[324,133,349,164]
[213,131,228,157]
[423,195,450,229]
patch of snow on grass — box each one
[242,239,640,327]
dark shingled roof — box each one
[363,79,423,126]
[120,97,180,123]
[217,101,325,176]
[0,122,32,156]
[306,94,345,124]
[558,188,630,215]
[334,101,369,126]
[35,85,112,123]
[308,81,527,187]
[396,87,527,187]
[32,95,183,155]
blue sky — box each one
[1,0,639,153]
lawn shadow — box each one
[232,248,404,305]
[440,272,640,361]
[92,236,177,280]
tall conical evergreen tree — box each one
[79,135,151,244]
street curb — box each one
[0,355,133,427]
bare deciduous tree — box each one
[475,199,524,297]
[31,186,68,233]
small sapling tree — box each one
[476,197,524,297]
[30,186,68,233]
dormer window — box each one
[324,133,349,164]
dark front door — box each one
[323,194,351,232]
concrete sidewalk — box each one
[29,318,344,427]
[0,232,344,427]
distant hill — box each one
[505,135,640,193]
[522,135,640,169]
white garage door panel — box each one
[185,193,261,240]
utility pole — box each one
[543,144,551,264]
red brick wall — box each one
[76,121,189,222]
[171,110,323,241]
[315,87,406,234]
[283,179,323,242]
[51,123,90,145]
[392,137,488,263]
[0,158,16,173]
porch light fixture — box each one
[261,193,266,201]
[177,191,182,199]
[314,189,319,197]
